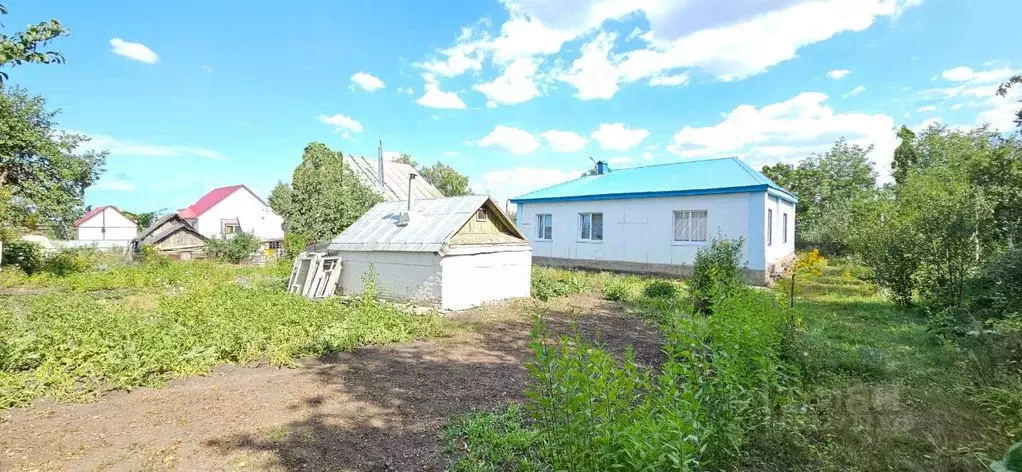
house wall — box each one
[194,188,284,241]
[440,247,532,310]
[155,230,205,251]
[77,207,137,241]
[764,192,797,271]
[335,251,443,305]
[517,192,784,283]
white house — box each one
[74,205,138,241]
[510,158,797,284]
[177,184,284,246]
[327,192,532,310]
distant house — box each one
[133,213,207,257]
[326,192,532,310]
[177,185,284,247]
[510,158,797,284]
[74,205,138,241]
[345,155,444,201]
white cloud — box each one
[827,69,851,79]
[317,113,364,137]
[481,166,580,206]
[917,105,936,112]
[477,125,540,155]
[940,65,1018,83]
[417,83,467,109]
[975,92,1021,131]
[92,179,136,191]
[641,151,654,160]
[649,72,690,87]
[557,32,621,100]
[590,123,650,151]
[350,72,385,92]
[950,103,965,111]
[666,91,897,178]
[473,57,542,105]
[912,116,942,133]
[844,85,866,97]
[72,132,226,160]
[201,65,213,75]
[397,86,415,95]
[109,38,158,64]
[539,129,587,153]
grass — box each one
[0,259,446,409]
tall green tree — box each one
[892,125,919,186]
[1,85,106,237]
[419,161,470,197]
[394,153,418,168]
[0,4,69,82]
[121,209,164,230]
[279,142,381,243]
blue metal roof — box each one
[510,157,797,204]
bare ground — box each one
[0,293,661,472]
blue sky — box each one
[4,0,1021,212]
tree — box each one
[892,125,919,186]
[121,209,164,230]
[0,85,106,237]
[419,161,470,197]
[394,153,418,168]
[997,75,1022,132]
[0,4,69,83]
[281,142,381,243]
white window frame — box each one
[578,212,603,242]
[782,212,789,244]
[673,210,708,244]
[223,223,240,235]
[767,209,773,246]
[536,214,553,241]
[475,209,487,222]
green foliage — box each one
[0,85,107,237]
[41,247,93,276]
[690,237,745,314]
[849,199,922,305]
[272,142,382,244]
[204,231,262,264]
[120,209,162,230]
[1,239,42,274]
[444,405,541,472]
[601,282,630,301]
[529,267,595,301]
[892,125,919,186]
[139,244,169,266]
[0,4,69,83]
[997,74,1022,131]
[990,442,1022,472]
[282,232,308,258]
[419,161,471,197]
[0,260,445,408]
[641,279,676,299]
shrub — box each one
[41,249,94,276]
[205,231,262,264]
[642,280,677,299]
[531,267,591,301]
[1,240,44,275]
[283,232,308,258]
[690,237,745,315]
[139,244,170,266]
[602,282,630,302]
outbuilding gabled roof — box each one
[74,205,126,228]
[136,213,206,245]
[345,156,445,202]
[328,195,526,253]
[510,157,797,204]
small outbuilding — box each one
[133,213,207,258]
[327,193,532,310]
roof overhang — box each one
[511,184,798,205]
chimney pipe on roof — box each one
[398,174,416,227]
[596,161,611,175]
[377,140,385,190]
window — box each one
[782,213,788,243]
[579,213,603,241]
[221,218,240,235]
[767,209,773,246]
[475,209,487,222]
[268,240,281,250]
[674,210,708,242]
[537,214,552,240]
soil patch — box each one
[0,293,661,471]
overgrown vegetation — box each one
[204,231,262,263]
[0,259,445,409]
[447,255,1020,471]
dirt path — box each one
[0,294,661,472]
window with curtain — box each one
[673,210,708,242]
[579,213,603,241]
[537,214,552,240]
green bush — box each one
[1,240,44,275]
[41,248,94,276]
[531,267,591,301]
[642,280,677,299]
[283,232,308,259]
[602,282,630,302]
[205,231,262,264]
[690,237,745,315]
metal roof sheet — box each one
[510,157,797,204]
[328,195,526,253]
[345,156,445,202]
